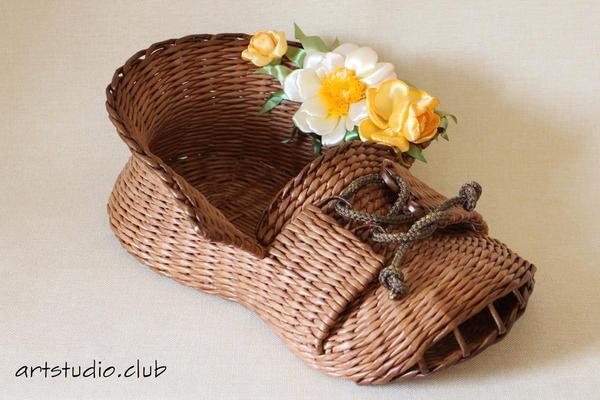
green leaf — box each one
[436,110,458,124]
[439,116,448,130]
[267,58,281,66]
[285,46,306,67]
[255,65,292,84]
[293,23,328,52]
[258,91,287,114]
[405,143,427,162]
[311,133,322,155]
[281,126,299,144]
[331,36,340,50]
[300,35,328,52]
[437,116,450,141]
[344,127,360,142]
[294,23,307,41]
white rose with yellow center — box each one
[283,44,396,146]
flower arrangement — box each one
[242,24,456,162]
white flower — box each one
[283,43,397,146]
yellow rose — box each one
[359,80,441,152]
[242,31,287,67]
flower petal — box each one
[361,119,409,151]
[271,31,287,57]
[241,48,272,67]
[359,118,383,141]
[413,111,441,143]
[361,63,397,87]
[283,69,303,102]
[303,51,325,69]
[251,33,276,56]
[402,105,422,142]
[407,88,440,114]
[344,115,355,131]
[314,52,345,78]
[284,69,321,102]
[371,131,410,152]
[322,118,347,146]
[388,101,409,133]
[306,115,338,136]
[366,87,389,129]
[293,109,311,132]
[348,99,368,124]
[296,69,321,100]
[345,47,378,77]
[299,96,328,118]
[333,43,359,57]
[375,80,410,119]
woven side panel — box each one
[108,155,261,296]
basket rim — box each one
[105,33,306,255]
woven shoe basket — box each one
[106,34,535,384]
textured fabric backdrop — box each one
[1,0,598,398]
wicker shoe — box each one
[106,35,535,384]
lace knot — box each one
[459,182,482,212]
[379,268,407,299]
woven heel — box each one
[108,155,263,298]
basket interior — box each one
[115,35,315,238]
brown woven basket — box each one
[106,33,535,384]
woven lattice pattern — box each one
[106,34,536,384]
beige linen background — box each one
[1,0,599,399]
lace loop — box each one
[335,164,482,300]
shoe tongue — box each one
[256,142,486,246]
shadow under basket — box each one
[106,33,536,384]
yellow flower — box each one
[359,80,440,152]
[242,31,287,67]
